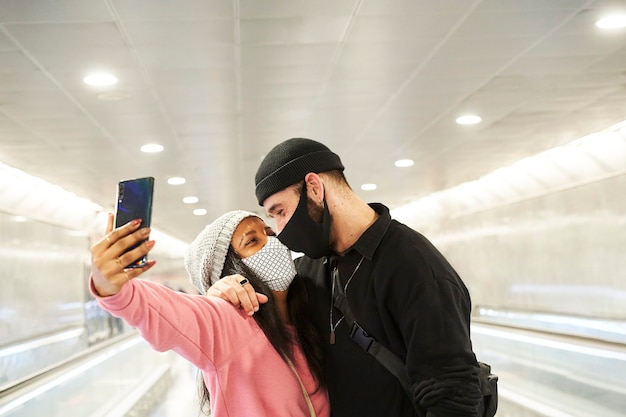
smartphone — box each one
[114,176,154,268]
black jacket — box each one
[295,203,482,417]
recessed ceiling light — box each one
[83,73,118,86]
[168,177,186,185]
[140,144,164,153]
[595,14,626,29]
[395,159,414,168]
[96,92,130,101]
[193,208,207,216]
[361,183,377,191]
[183,196,199,204]
[456,115,482,125]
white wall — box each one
[414,173,626,319]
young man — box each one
[210,138,483,417]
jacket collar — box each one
[348,203,391,260]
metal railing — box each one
[0,332,172,417]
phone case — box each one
[114,176,154,268]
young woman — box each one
[90,210,329,417]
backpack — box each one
[333,286,498,417]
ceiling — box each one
[1,0,626,243]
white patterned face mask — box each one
[241,236,297,291]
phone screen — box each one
[114,176,154,268]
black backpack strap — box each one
[332,289,418,410]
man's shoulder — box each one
[294,255,326,274]
[293,256,331,308]
[379,219,433,254]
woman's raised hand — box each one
[207,274,269,316]
[91,213,156,296]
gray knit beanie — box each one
[254,138,344,205]
[185,210,261,294]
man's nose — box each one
[274,219,285,234]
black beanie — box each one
[255,138,344,205]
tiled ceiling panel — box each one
[0,0,625,242]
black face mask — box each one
[277,185,333,259]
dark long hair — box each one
[198,246,326,415]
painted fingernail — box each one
[132,219,142,226]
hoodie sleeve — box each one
[90,277,257,369]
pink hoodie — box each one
[92,278,330,417]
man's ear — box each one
[304,172,324,203]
